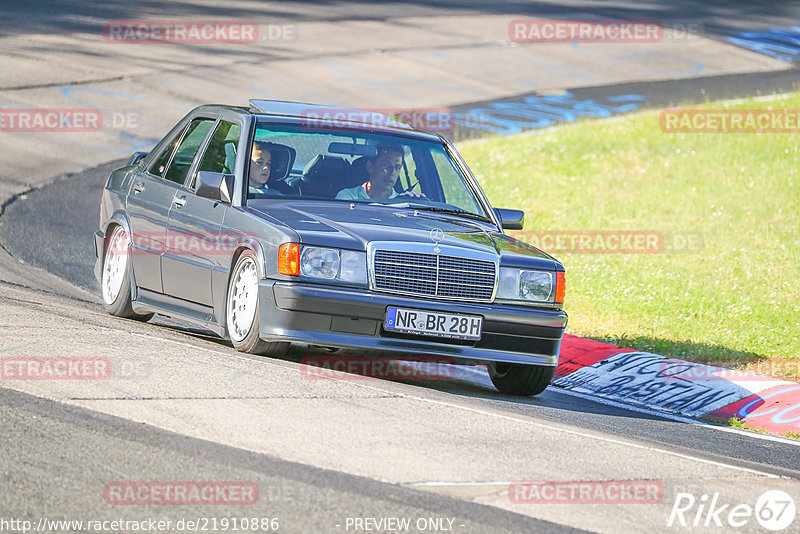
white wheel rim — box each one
[101,227,130,305]
[227,257,259,342]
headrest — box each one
[345,156,370,188]
[299,155,350,198]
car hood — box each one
[247,200,561,270]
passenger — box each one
[336,143,421,200]
[249,141,281,195]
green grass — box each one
[457,93,800,381]
[725,417,769,434]
[724,417,800,440]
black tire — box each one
[226,251,289,356]
[487,362,554,396]
[100,225,154,322]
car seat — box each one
[222,141,237,174]
[343,156,370,189]
[289,155,350,198]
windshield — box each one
[247,122,491,220]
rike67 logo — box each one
[668,490,796,531]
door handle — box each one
[132,182,146,194]
[173,193,187,208]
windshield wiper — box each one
[367,202,493,224]
[371,201,428,208]
[411,205,492,223]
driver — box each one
[336,143,409,200]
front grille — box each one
[373,249,496,301]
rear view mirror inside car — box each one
[327,142,378,157]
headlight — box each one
[293,245,368,284]
[497,268,556,303]
[300,247,340,279]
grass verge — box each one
[716,417,800,440]
[458,93,800,381]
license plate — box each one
[385,307,482,340]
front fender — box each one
[235,236,269,280]
[94,210,135,295]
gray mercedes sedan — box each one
[94,100,567,396]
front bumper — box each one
[258,280,567,367]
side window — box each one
[148,133,180,178]
[191,121,241,188]
[163,118,215,185]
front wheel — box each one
[487,362,554,396]
[100,225,153,321]
[226,251,288,356]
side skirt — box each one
[132,288,227,338]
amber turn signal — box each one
[278,243,300,276]
[555,271,566,304]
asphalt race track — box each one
[1,1,800,533]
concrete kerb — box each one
[555,335,800,438]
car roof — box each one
[189,101,443,141]
[248,99,442,140]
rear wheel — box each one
[100,225,153,321]
[487,362,554,396]
[226,251,288,356]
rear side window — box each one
[163,118,215,185]
[191,121,241,188]
[148,134,180,178]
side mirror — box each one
[196,171,234,203]
[128,151,148,166]
[494,208,525,230]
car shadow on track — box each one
[145,315,682,422]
